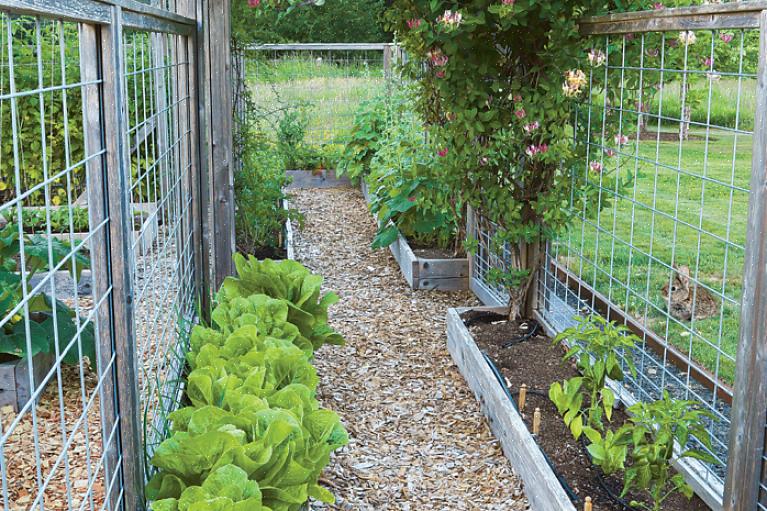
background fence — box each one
[468,3,767,509]
[236,43,396,160]
[0,0,230,509]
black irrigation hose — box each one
[481,351,583,507]
[463,313,540,349]
[579,437,635,511]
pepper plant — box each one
[549,315,638,439]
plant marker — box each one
[519,384,528,411]
[584,496,592,511]
[533,407,541,436]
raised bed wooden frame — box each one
[0,352,56,412]
[446,306,576,511]
[361,181,469,291]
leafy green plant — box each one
[367,109,458,251]
[218,256,344,350]
[549,315,638,439]
[621,392,718,510]
[337,93,396,180]
[148,257,347,511]
[5,206,90,234]
[0,224,95,363]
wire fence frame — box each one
[467,4,767,510]
[237,43,397,155]
[0,0,213,510]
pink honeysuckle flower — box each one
[515,108,526,119]
[590,161,603,174]
[539,143,549,154]
[436,70,446,78]
[438,148,449,157]
[248,0,261,7]
[502,0,515,4]
[614,134,629,146]
[702,56,714,68]
[588,49,606,67]
[407,18,423,29]
[523,121,540,133]
[605,149,616,157]
[480,156,489,166]
[525,145,537,157]
[438,10,463,28]
[653,2,664,9]
[646,48,659,58]
[625,33,635,41]
[720,32,734,44]
[408,196,417,202]
[679,30,697,46]
[513,94,522,102]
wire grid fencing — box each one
[0,2,205,510]
[468,7,767,507]
[241,44,393,153]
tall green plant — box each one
[384,0,673,320]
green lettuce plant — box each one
[148,258,347,511]
[218,256,344,350]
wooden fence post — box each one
[79,22,122,510]
[724,10,767,511]
[100,7,146,510]
[202,0,235,289]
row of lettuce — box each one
[147,256,347,511]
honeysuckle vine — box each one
[384,0,740,320]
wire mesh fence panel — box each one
[243,45,389,162]
[533,26,758,500]
[0,14,122,511]
[121,29,197,467]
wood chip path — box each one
[291,187,529,510]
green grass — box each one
[647,78,757,131]
[246,57,386,145]
[558,129,751,384]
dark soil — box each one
[412,247,457,259]
[461,310,709,511]
[245,245,287,260]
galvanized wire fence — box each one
[241,44,394,153]
[468,4,767,508]
[0,1,210,510]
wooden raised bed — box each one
[286,169,351,189]
[446,306,576,511]
[361,181,469,291]
[0,352,56,412]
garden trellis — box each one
[468,2,767,509]
[0,0,230,510]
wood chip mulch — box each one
[291,187,529,510]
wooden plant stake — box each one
[584,496,592,511]
[519,384,528,411]
[533,407,541,436]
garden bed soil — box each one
[461,310,710,511]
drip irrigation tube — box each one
[579,437,635,511]
[481,351,583,506]
[463,312,540,348]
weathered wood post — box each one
[724,9,767,511]
[202,0,235,289]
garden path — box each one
[291,187,528,510]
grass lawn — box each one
[245,55,386,146]
[558,128,751,385]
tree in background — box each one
[232,0,390,45]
